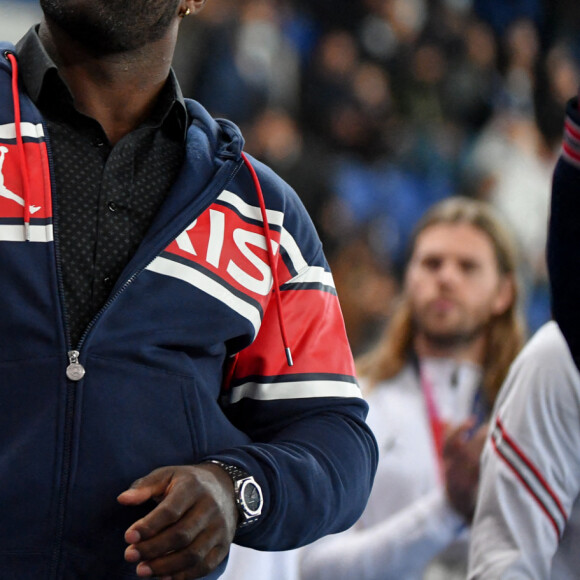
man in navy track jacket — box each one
[0,1,378,578]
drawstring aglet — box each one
[241,151,294,368]
[7,52,33,243]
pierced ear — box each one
[179,0,206,17]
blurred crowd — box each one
[171,0,579,355]
[4,0,579,354]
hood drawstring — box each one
[5,52,31,241]
[241,151,293,367]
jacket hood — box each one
[185,98,245,162]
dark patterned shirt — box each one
[16,27,188,346]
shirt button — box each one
[103,276,113,287]
[93,137,105,147]
[108,201,118,212]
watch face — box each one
[240,479,262,516]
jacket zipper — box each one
[41,126,77,580]
[47,143,242,576]
[50,377,77,580]
[66,350,85,381]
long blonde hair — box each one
[356,196,526,407]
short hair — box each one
[356,196,526,408]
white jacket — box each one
[300,357,482,580]
[468,321,580,579]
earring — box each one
[180,7,191,17]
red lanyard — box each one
[419,365,445,483]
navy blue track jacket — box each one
[0,44,378,579]
[548,98,580,369]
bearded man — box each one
[300,196,526,580]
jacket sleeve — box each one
[206,163,378,550]
[299,487,465,580]
[467,322,580,578]
[548,98,580,367]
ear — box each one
[188,0,207,14]
[491,275,514,317]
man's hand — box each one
[443,419,488,523]
[117,463,238,580]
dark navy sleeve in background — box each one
[548,99,580,368]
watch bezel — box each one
[237,477,263,519]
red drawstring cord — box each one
[6,52,31,241]
[241,151,293,367]
[5,53,292,360]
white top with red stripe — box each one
[300,358,482,580]
[468,321,580,579]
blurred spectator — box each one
[358,0,429,64]
[460,111,554,332]
[299,196,526,580]
[535,42,580,150]
[175,0,301,123]
[292,0,367,32]
[439,18,500,132]
[300,29,362,143]
[473,0,544,37]
[462,113,552,275]
[242,106,333,238]
[326,232,398,357]
[497,18,541,116]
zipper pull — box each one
[66,350,85,381]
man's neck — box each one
[413,332,486,366]
[38,20,177,144]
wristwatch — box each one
[207,460,263,528]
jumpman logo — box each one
[0,146,41,214]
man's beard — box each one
[40,0,179,53]
[418,321,487,351]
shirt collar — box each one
[15,25,188,142]
[15,25,57,105]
